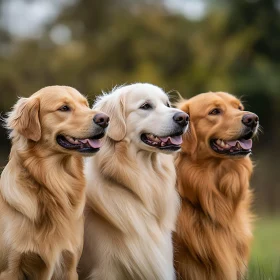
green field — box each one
[248,217,280,280]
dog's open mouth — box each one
[141,133,183,151]
[210,138,252,156]
[56,132,105,153]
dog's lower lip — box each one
[56,134,103,153]
[140,133,182,151]
[210,138,252,156]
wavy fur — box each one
[0,86,103,280]
[79,83,185,280]
[174,92,256,280]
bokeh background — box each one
[0,0,279,278]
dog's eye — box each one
[59,105,71,112]
[140,103,152,110]
[209,108,221,115]
[166,103,171,108]
[238,105,243,111]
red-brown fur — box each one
[174,92,256,280]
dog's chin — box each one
[140,132,183,153]
[56,132,105,156]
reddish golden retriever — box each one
[174,92,259,280]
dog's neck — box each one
[176,154,253,225]
[87,138,179,231]
[97,138,169,184]
[1,137,85,227]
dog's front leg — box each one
[52,250,78,280]
[0,250,55,280]
[66,255,79,280]
[0,250,25,280]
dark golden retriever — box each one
[0,86,108,280]
[174,92,259,280]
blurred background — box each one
[0,0,279,278]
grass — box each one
[248,216,280,280]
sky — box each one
[0,0,207,39]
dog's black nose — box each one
[242,113,259,128]
[173,112,189,127]
[93,113,110,128]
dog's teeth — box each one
[225,143,230,149]
[236,142,241,149]
[147,134,161,143]
[152,135,159,141]
[161,142,165,147]
[220,140,225,147]
[65,136,78,145]
[216,139,222,145]
[66,136,73,143]
[154,136,160,143]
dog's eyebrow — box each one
[231,100,243,109]
[80,99,89,106]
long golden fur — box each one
[79,83,189,280]
[0,86,107,280]
[174,92,259,280]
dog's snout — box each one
[93,113,110,128]
[242,113,259,128]
[173,112,189,127]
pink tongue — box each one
[227,140,238,147]
[170,135,183,145]
[238,139,252,149]
[226,139,252,149]
[159,137,169,142]
[79,139,101,149]
[159,135,183,145]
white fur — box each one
[79,83,188,280]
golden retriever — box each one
[0,86,108,280]
[78,83,189,280]
[174,92,259,280]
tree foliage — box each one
[0,0,279,212]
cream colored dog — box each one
[0,86,108,280]
[79,83,189,280]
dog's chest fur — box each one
[174,156,253,280]
[0,146,85,275]
[97,141,179,229]
[83,141,179,279]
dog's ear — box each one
[178,101,198,155]
[94,94,126,141]
[6,97,41,141]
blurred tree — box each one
[0,0,279,212]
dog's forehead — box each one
[34,86,88,106]
[127,85,168,103]
[190,92,241,109]
[215,92,240,104]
